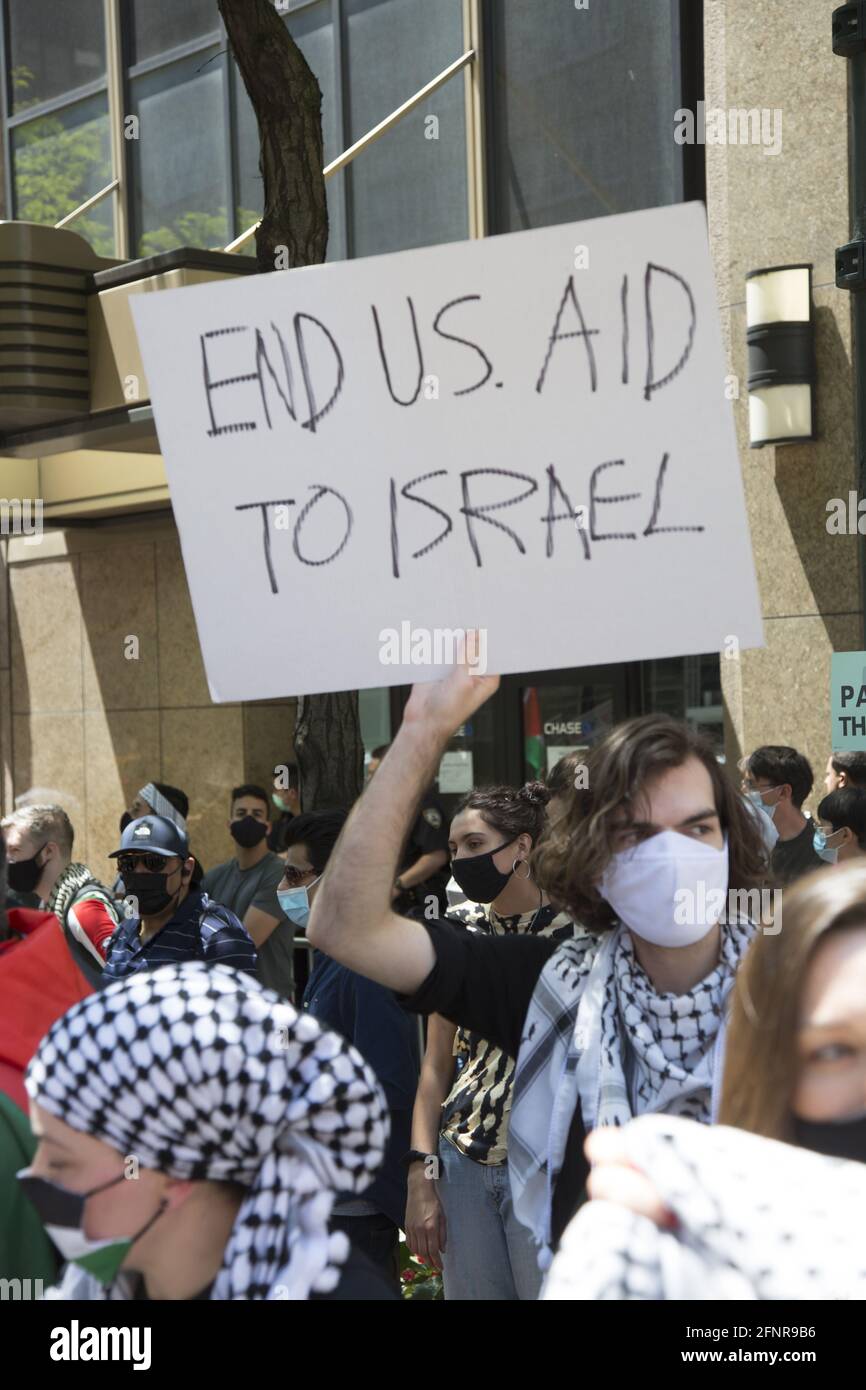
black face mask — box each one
[123,866,184,918]
[119,811,132,834]
[230,816,269,849]
[450,840,515,904]
[792,1112,866,1165]
[17,1167,168,1286]
[7,843,47,896]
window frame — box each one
[480,0,705,236]
[0,0,703,266]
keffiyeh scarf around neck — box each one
[508,916,755,1266]
[26,961,388,1300]
[543,1115,866,1300]
[48,862,113,926]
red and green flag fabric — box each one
[523,686,545,779]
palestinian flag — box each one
[523,686,545,779]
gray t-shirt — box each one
[201,851,294,999]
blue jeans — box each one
[436,1136,543,1301]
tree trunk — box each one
[294,693,364,813]
[219,0,364,811]
[218,0,328,271]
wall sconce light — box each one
[745,263,815,447]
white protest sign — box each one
[132,202,763,702]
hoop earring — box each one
[512,858,532,881]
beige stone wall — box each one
[0,514,295,887]
[706,0,859,813]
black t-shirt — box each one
[771,817,827,886]
[400,918,591,1247]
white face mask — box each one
[599,829,730,948]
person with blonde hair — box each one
[2,805,118,988]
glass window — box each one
[436,706,498,821]
[641,655,724,760]
[489,0,682,233]
[7,0,105,115]
[344,0,468,256]
[359,688,391,772]
[234,2,345,259]
[129,49,229,256]
[11,94,113,256]
[128,0,220,66]
[523,682,616,782]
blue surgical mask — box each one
[813,827,841,864]
[277,875,321,928]
[745,786,782,819]
[743,793,779,854]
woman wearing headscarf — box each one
[542,861,866,1299]
[18,960,392,1300]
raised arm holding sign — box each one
[308,642,498,994]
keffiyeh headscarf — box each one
[542,1115,866,1300]
[139,783,186,832]
[25,962,388,1300]
[508,916,755,1266]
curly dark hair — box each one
[533,714,766,930]
[453,781,551,846]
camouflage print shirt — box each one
[439,900,580,1166]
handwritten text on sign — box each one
[132,203,763,701]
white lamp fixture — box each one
[745,263,815,447]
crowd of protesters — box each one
[1,672,865,1301]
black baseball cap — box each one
[109,815,190,861]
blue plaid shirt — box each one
[101,889,257,985]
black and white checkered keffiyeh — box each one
[25,962,389,1300]
[508,917,754,1267]
[138,782,187,832]
[542,1115,866,1300]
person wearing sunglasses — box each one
[101,816,256,985]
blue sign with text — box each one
[831,652,866,747]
